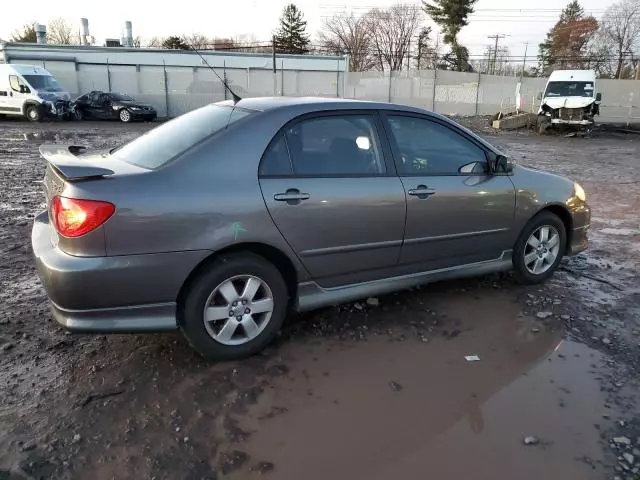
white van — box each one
[0,64,71,121]
[537,70,601,133]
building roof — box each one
[1,42,349,72]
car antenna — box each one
[188,44,242,104]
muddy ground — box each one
[0,119,639,480]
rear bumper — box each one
[32,211,210,332]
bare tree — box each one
[318,13,375,71]
[183,33,210,49]
[146,36,166,48]
[47,18,75,45]
[212,37,238,51]
[365,4,422,71]
[471,45,515,75]
[599,0,640,78]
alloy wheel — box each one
[202,275,274,346]
[120,110,131,122]
[523,225,561,275]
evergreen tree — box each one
[274,4,310,54]
[423,0,478,71]
[162,36,190,50]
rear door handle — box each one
[274,189,310,204]
[408,185,436,199]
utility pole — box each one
[272,35,277,95]
[520,42,528,80]
[487,34,507,75]
[272,35,276,74]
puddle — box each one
[230,294,608,479]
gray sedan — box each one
[32,97,590,360]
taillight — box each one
[51,196,115,238]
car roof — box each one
[548,70,596,82]
[224,96,500,155]
[233,96,431,115]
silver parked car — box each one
[32,97,590,360]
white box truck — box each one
[537,70,602,134]
[0,64,71,121]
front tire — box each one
[119,109,132,123]
[180,254,289,361]
[513,211,566,284]
[25,105,42,122]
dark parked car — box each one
[73,91,157,122]
[32,97,590,360]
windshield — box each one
[544,81,594,98]
[22,75,64,92]
[110,93,135,101]
[111,104,253,169]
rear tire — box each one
[513,211,566,284]
[179,253,289,361]
[119,109,132,123]
[26,105,42,122]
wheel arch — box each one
[176,242,299,325]
[535,203,573,254]
[22,100,42,116]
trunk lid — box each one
[39,145,115,181]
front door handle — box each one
[274,189,310,204]
[408,185,436,199]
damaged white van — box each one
[0,64,71,121]
[537,70,602,134]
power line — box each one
[318,5,608,13]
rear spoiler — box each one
[39,145,115,181]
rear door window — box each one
[284,114,385,176]
[112,104,253,169]
[259,134,293,176]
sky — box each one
[0,0,611,59]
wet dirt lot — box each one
[0,119,639,480]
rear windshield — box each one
[111,104,252,169]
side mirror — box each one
[595,92,602,102]
[19,85,29,94]
[490,153,514,174]
[536,92,543,101]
